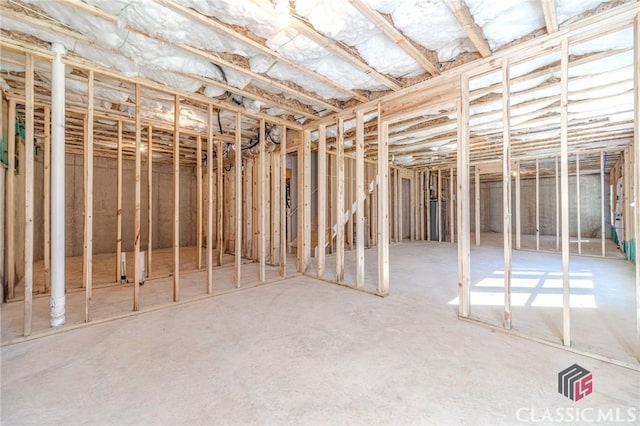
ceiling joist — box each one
[442,0,492,58]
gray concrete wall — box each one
[472,174,610,238]
[11,152,196,283]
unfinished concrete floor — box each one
[1,237,639,424]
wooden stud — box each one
[555,157,560,252]
[134,83,142,309]
[450,167,455,243]
[515,160,521,250]
[259,119,266,282]
[147,125,153,277]
[394,169,399,242]
[83,69,94,322]
[217,127,224,266]
[560,37,571,347]
[207,105,213,293]
[536,158,540,251]
[43,106,50,292]
[475,167,480,246]
[271,139,281,265]
[541,0,559,33]
[317,124,327,277]
[398,169,404,241]
[336,118,345,282]
[410,172,416,241]
[576,154,582,255]
[437,169,442,242]
[426,169,431,241]
[116,121,123,283]
[7,99,15,299]
[356,111,365,288]
[280,125,287,277]
[347,158,354,251]
[420,171,425,241]
[196,135,203,269]
[502,59,512,330]
[302,130,312,272]
[457,79,471,318]
[235,113,242,287]
[633,13,639,362]
[173,94,180,302]
[377,106,390,296]
[23,54,34,335]
[600,152,605,257]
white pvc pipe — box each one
[50,42,66,327]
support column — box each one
[196,135,203,269]
[576,154,582,255]
[207,106,213,293]
[302,130,311,272]
[515,160,521,250]
[279,125,287,277]
[502,59,512,330]
[259,120,266,282]
[217,132,224,266]
[426,169,431,241]
[43,106,51,292]
[420,171,425,240]
[336,118,345,282]
[555,157,560,251]
[116,121,123,283]
[173,95,180,302]
[475,167,480,246]
[23,53,35,336]
[235,113,242,287]
[536,159,540,251]
[356,111,365,288]
[450,167,455,243]
[457,79,471,318]
[134,84,142,310]
[83,70,94,322]
[394,169,399,242]
[560,38,571,346]
[317,124,326,277]
[377,107,389,296]
[7,99,15,300]
[437,169,442,242]
[410,172,416,241]
[147,126,153,277]
[50,43,66,327]
[600,152,605,257]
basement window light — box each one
[448,293,596,308]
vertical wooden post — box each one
[134,84,142,310]
[116,121,123,283]
[457,80,471,318]
[600,152,605,257]
[83,69,94,322]
[279,125,287,277]
[475,167,480,246]
[43,106,51,292]
[410,172,416,241]
[437,169,442,242]
[259,119,266,282]
[271,141,280,265]
[173,95,180,302]
[576,154,582,255]
[633,13,640,362]
[196,135,203,269]
[356,111,365,288]
[347,158,354,250]
[394,168,399,242]
[536,159,540,251]
[302,130,312,272]
[147,126,153,277]
[502,59,512,330]
[426,169,431,241]
[450,167,455,243]
[420,171,425,240]
[207,105,213,293]
[317,124,327,277]
[235,113,242,287]
[336,118,345,282]
[217,133,224,266]
[377,107,390,295]
[555,157,560,251]
[560,37,571,346]
[515,160,521,250]
[23,54,35,335]
[7,99,15,299]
